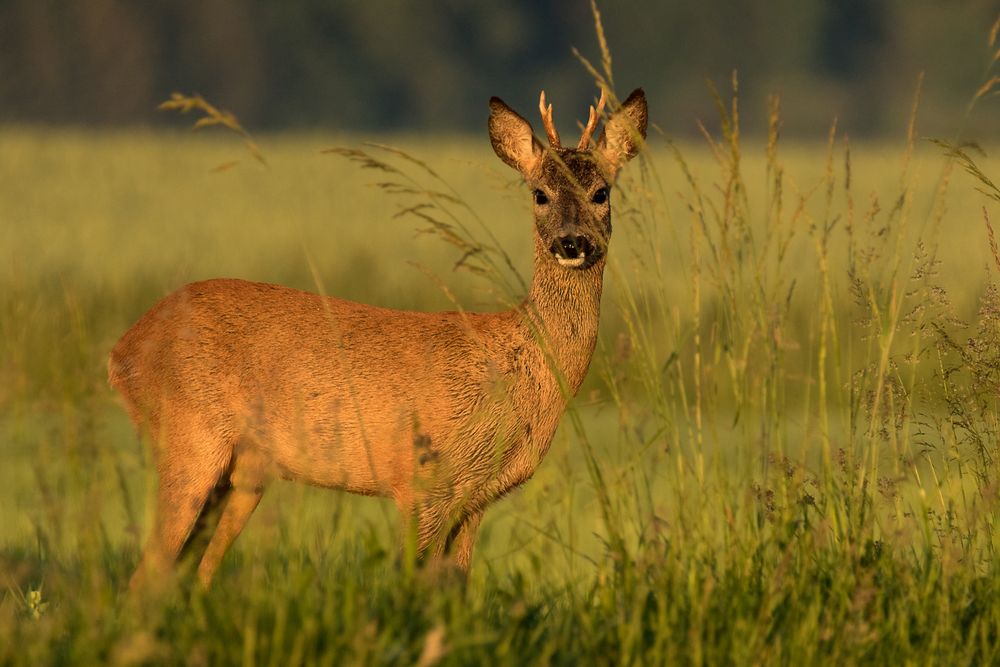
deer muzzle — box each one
[550,234,601,269]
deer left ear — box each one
[597,88,647,174]
[488,97,545,176]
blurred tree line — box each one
[0,0,995,137]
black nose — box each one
[552,235,595,259]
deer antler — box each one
[538,90,561,148]
[577,89,607,150]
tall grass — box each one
[2,10,1000,665]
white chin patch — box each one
[556,255,587,268]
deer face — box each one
[489,88,647,271]
[530,150,610,269]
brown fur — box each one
[110,88,647,589]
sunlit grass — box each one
[1,92,999,662]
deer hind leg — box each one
[129,469,224,592]
[178,479,233,565]
[196,456,266,587]
[129,416,234,593]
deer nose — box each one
[557,235,589,259]
[549,234,599,268]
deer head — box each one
[488,88,647,270]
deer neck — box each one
[522,235,605,395]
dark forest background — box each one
[0,0,996,136]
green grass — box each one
[2,99,1000,665]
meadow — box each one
[2,84,1000,664]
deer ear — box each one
[597,88,647,175]
[489,97,544,176]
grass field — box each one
[2,90,1000,664]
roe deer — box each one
[110,88,647,589]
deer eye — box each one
[533,189,549,205]
[592,187,609,205]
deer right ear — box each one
[597,88,648,175]
[489,97,544,176]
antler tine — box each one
[538,90,561,148]
[577,88,608,150]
